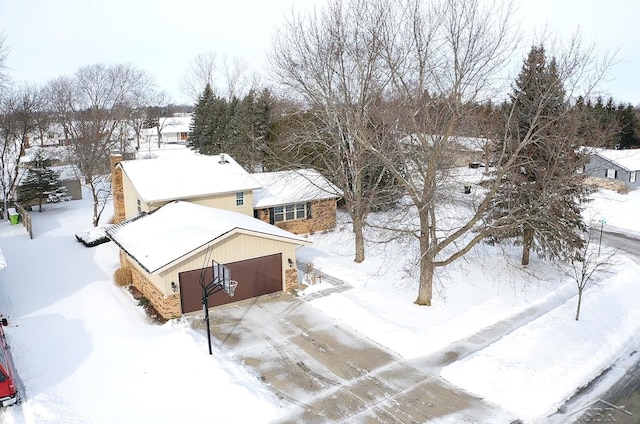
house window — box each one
[605,169,617,179]
[273,203,309,222]
[631,171,637,183]
[137,199,141,213]
[236,192,244,206]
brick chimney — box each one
[110,154,126,224]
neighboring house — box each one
[107,201,310,319]
[50,165,83,201]
[252,170,341,234]
[401,135,486,167]
[143,115,192,145]
[450,136,487,167]
[108,152,340,318]
[584,149,640,190]
[26,123,69,148]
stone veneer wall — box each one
[124,256,181,319]
[256,198,337,235]
[285,268,298,292]
[110,154,126,224]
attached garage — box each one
[179,253,283,313]
[107,201,310,319]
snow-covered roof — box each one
[400,134,487,152]
[160,116,192,134]
[106,201,310,273]
[119,153,262,203]
[252,169,342,208]
[595,149,640,171]
[50,165,78,181]
[452,136,487,152]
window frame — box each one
[235,192,244,207]
[273,203,308,223]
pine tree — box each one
[19,152,69,212]
[486,45,590,265]
[188,83,215,152]
[617,104,640,148]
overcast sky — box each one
[0,0,638,106]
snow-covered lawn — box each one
[297,188,640,422]
[0,141,638,423]
[441,261,640,421]
[0,194,282,424]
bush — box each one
[75,225,113,247]
[114,266,132,287]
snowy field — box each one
[0,143,638,423]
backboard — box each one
[212,260,234,296]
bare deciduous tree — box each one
[181,52,254,103]
[0,34,9,92]
[181,52,218,103]
[272,0,611,306]
[270,0,398,263]
[563,227,615,321]
[0,84,45,219]
[48,64,155,227]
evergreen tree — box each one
[188,83,215,152]
[19,151,69,212]
[485,45,590,265]
[617,104,640,148]
[189,85,275,170]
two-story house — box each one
[106,153,340,319]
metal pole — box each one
[598,220,603,257]
[204,292,212,355]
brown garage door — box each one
[179,253,282,314]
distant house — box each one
[584,149,640,190]
[25,123,69,148]
[108,152,340,319]
[142,115,192,145]
[401,135,487,167]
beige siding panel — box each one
[144,192,255,216]
[187,192,254,216]
[122,172,151,219]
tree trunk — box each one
[92,188,100,227]
[352,212,365,263]
[575,287,583,321]
[521,226,534,266]
[415,234,434,306]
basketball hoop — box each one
[228,280,238,297]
